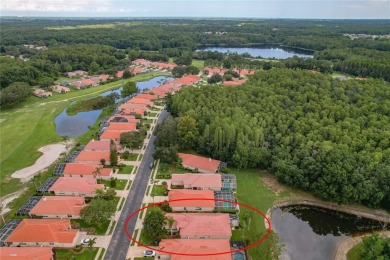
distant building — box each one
[171,174,222,191]
[67,70,87,78]
[179,153,221,173]
[51,85,70,93]
[168,190,215,212]
[33,89,52,98]
[0,247,54,260]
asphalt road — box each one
[104,109,169,260]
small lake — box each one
[198,47,313,59]
[54,76,173,137]
[271,205,387,260]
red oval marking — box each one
[124,198,271,257]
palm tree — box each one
[88,237,97,249]
[166,216,175,237]
[92,167,101,179]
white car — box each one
[80,238,91,246]
[143,250,156,257]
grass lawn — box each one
[231,169,281,260]
[0,72,166,198]
[148,112,157,117]
[97,248,106,260]
[156,163,188,179]
[55,247,99,260]
[123,153,139,161]
[347,242,364,260]
[150,107,160,111]
[142,118,153,124]
[71,219,110,235]
[191,59,205,69]
[151,185,167,196]
[118,165,134,174]
[99,179,127,190]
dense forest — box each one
[166,69,390,209]
[1,18,390,89]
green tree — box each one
[165,216,175,237]
[120,131,144,150]
[95,188,117,200]
[121,81,139,98]
[361,233,390,260]
[177,116,198,149]
[109,140,118,166]
[208,74,223,84]
[80,199,115,227]
[143,209,166,243]
[0,82,31,107]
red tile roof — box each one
[99,130,129,140]
[118,102,149,110]
[49,177,104,194]
[30,196,86,216]
[119,109,147,116]
[159,239,231,260]
[172,75,201,85]
[131,67,146,74]
[107,115,139,123]
[107,123,137,131]
[165,213,231,237]
[171,174,222,189]
[223,79,246,86]
[179,153,221,173]
[63,163,111,177]
[99,74,110,80]
[74,151,110,163]
[116,71,124,78]
[84,140,111,151]
[0,247,53,260]
[168,190,215,208]
[135,93,159,100]
[128,97,153,105]
[5,219,78,244]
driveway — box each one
[104,110,169,260]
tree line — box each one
[165,69,390,209]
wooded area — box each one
[167,69,390,209]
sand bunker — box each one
[11,142,70,182]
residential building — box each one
[33,89,52,98]
[84,140,111,151]
[51,85,70,93]
[0,247,54,260]
[63,163,113,179]
[178,153,221,173]
[164,213,231,239]
[99,130,129,142]
[171,174,222,191]
[74,150,110,165]
[159,239,231,260]
[168,190,215,212]
[49,177,104,197]
[106,123,137,131]
[67,70,87,77]
[4,219,79,247]
[29,196,86,219]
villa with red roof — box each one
[74,150,110,165]
[127,97,153,106]
[223,79,246,86]
[84,140,111,151]
[67,70,87,77]
[4,219,79,247]
[106,122,137,131]
[164,213,231,239]
[63,163,113,179]
[29,196,86,219]
[49,177,104,197]
[99,130,129,142]
[135,93,159,100]
[99,74,110,81]
[168,190,215,212]
[158,239,231,260]
[116,71,124,78]
[171,174,222,191]
[0,247,54,260]
[179,153,221,173]
[107,115,139,124]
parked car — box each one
[80,238,91,246]
[143,250,156,257]
[149,161,154,169]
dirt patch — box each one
[261,173,286,194]
[11,140,73,182]
[0,188,27,215]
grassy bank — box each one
[0,72,166,198]
[67,96,115,115]
[347,242,364,260]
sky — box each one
[0,0,389,19]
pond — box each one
[198,47,313,59]
[54,76,173,137]
[271,205,387,260]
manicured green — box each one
[118,165,134,174]
[191,59,205,69]
[142,118,153,124]
[108,220,117,235]
[151,185,167,196]
[124,153,139,161]
[156,163,188,179]
[146,186,150,196]
[131,229,139,246]
[149,112,157,117]
[0,72,166,197]
[97,248,106,260]
[55,247,99,260]
[347,242,364,260]
[67,96,114,115]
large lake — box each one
[54,76,173,137]
[198,47,313,59]
[271,205,387,260]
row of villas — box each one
[149,153,243,260]
[0,66,203,259]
